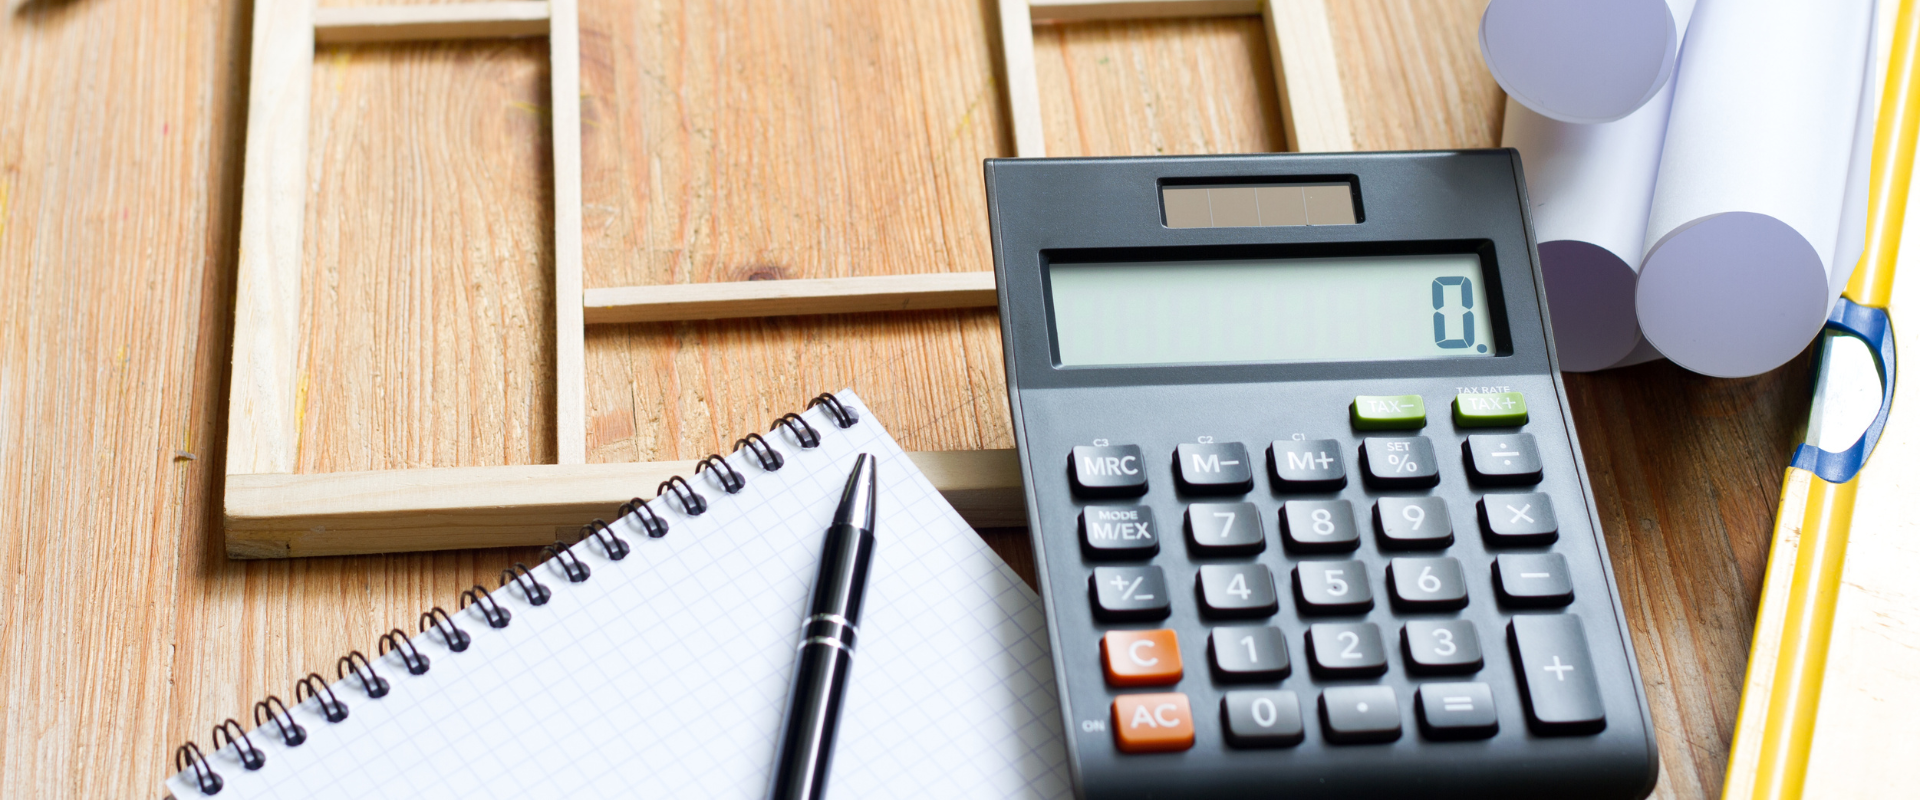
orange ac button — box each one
[1112,692,1195,753]
[1101,629,1183,686]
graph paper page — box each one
[168,391,1069,799]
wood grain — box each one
[0,0,1796,797]
[583,272,999,324]
[312,2,551,44]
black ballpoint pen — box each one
[769,453,878,800]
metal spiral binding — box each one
[695,454,746,493]
[543,540,592,582]
[460,584,512,628]
[171,393,856,796]
[657,475,708,515]
[379,628,431,675]
[772,412,821,448]
[617,497,670,538]
[734,432,785,471]
[580,519,632,559]
[809,392,859,428]
[175,743,222,794]
[212,719,265,771]
[253,696,306,747]
[420,607,472,652]
[337,650,390,698]
[294,673,349,723]
[500,563,553,606]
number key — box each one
[1210,625,1290,681]
[1198,564,1279,618]
[1280,500,1359,553]
[1387,557,1468,611]
[1222,690,1305,747]
[1402,620,1484,674]
[1294,560,1373,613]
[1306,622,1388,677]
[1374,496,1453,549]
[1186,502,1265,556]
[1090,566,1172,621]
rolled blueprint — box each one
[1637,0,1876,378]
[1504,85,1677,371]
[1481,0,1691,124]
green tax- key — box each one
[1350,395,1426,430]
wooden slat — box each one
[1266,0,1353,152]
[1029,0,1260,22]
[583,272,999,324]
[998,0,1048,156]
[225,449,1026,558]
[551,0,586,464]
[312,2,551,44]
[226,0,313,476]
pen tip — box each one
[834,453,879,531]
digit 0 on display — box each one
[988,152,1657,799]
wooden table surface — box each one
[0,0,1808,796]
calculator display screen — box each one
[1048,253,1496,366]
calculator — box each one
[985,152,1657,799]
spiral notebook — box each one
[167,391,1069,799]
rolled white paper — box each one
[1480,0,1690,124]
[1637,0,1876,378]
[1504,80,1678,371]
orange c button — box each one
[1101,629,1183,686]
[1112,692,1195,753]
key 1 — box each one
[1320,686,1401,743]
[1294,560,1373,614]
[1306,622,1388,677]
[1186,502,1266,556]
[1280,499,1360,553]
[1081,505,1160,559]
[1509,614,1606,734]
[1175,442,1254,494]
[1375,496,1453,550]
[1360,437,1441,489]
[1479,492,1558,546]
[1198,564,1279,618]
[1464,434,1543,486]
[1210,625,1290,681]
[1494,553,1573,608]
[1402,620,1484,674]
[1417,682,1498,739]
[1091,566,1172,621]
[1071,444,1148,498]
[1222,690,1305,747]
[1388,557,1468,611]
[1268,439,1346,491]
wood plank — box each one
[999,0,1048,156]
[225,450,1025,558]
[1029,0,1260,22]
[312,2,550,45]
[1265,0,1352,151]
[226,0,313,476]
[551,0,585,464]
[583,272,998,324]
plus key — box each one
[1508,614,1606,734]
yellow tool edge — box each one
[1723,0,1920,796]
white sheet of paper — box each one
[165,392,1069,800]
[1480,0,1690,123]
[1637,0,1876,377]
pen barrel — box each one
[769,524,874,800]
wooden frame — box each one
[224,0,1348,558]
